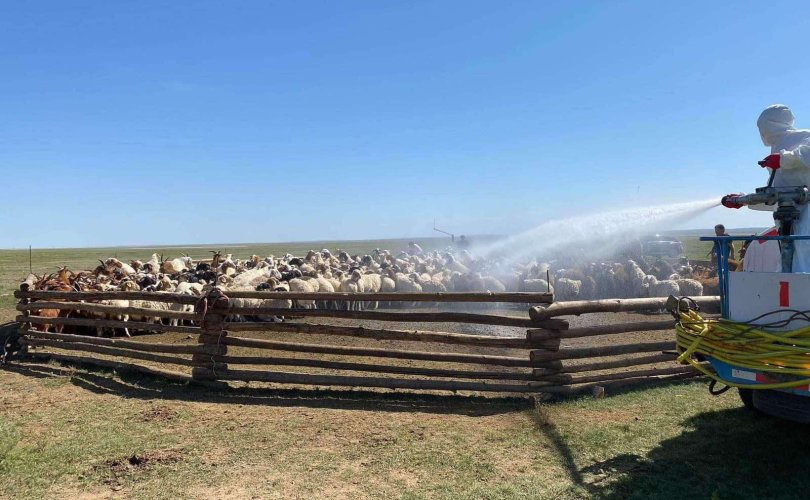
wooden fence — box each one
[13,285,718,396]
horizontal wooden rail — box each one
[192,367,700,394]
[530,341,675,362]
[227,322,537,348]
[530,296,720,320]
[212,334,552,367]
[17,297,565,328]
[23,330,221,354]
[24,337,200,367]
[16,290,198,304]
[193,368,567,393]
[534,353,676,376]
[226,308,565,329]
[16,289,553,304]
[527,320,675,341]
[18,315,202,335]
[25,352,196,383]
[570,371,701,395]
[17,301,197,321]
[20,350,699,395]
[534,365,698,385]
[225,291,554,303]
[213,355,538,380]
[18,316,553,351]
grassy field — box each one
[3,233,803,499]
[3,366,808,499]
[673,228,768,263]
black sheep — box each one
[138,275,157,288]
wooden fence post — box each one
[191,289,229,382]
[525,305,564,375]
[17,276,36,354]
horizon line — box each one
[0,227,769,252]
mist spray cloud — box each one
[481,198,720,265]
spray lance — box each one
[721,162,810,272]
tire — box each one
[752,389,810,423]
[739,388,755,410]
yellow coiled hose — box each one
[676,308,810,389]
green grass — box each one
[674,229,769,262]
[679,236,714,262]
[0,418,19,466]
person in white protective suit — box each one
[723,105,810,272]
[742,227,781,272]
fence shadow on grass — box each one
[528,382,810,499]
[2,360,533,417]
[585,406,810,499]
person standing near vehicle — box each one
[709,224,735,266]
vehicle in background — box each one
[642,234,684,258]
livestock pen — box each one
[11,283,718,396]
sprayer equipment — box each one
[672,163,810,422]
[721,169,810,272]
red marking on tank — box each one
[780,281,790,307]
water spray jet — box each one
[482,198,720,266]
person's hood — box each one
[757,104,795,146]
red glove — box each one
[721,194,744,209]
[758,154,781,169]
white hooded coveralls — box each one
[757,104,810,272]
[742,227,781,273]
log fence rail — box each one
[13,287,718,396]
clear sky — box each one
[2,0,809,248]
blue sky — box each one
[2,0,809,248]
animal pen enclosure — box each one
[12,282,719,396]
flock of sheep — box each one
[26,246,705,336]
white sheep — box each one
[288,278,317,309]
[162,257,191,274]
[224,286,292,322]
[128,298,175,326]
[555,278,581,301]
[94,299,130,337]
[394,273,422,293]
[231,267,271,288]
[145,253,161,273]
[312,277,336,309]
[649,279,680,298]
[523,279,554,294]
[356,271,382,310]
[676,279,704,297]
[339,274,364,311]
